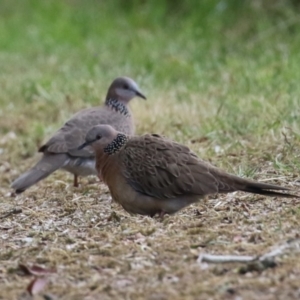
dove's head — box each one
[106,77,146,103]
[78,125,127,155]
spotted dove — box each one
[11,77,146,193]
[79,125,299,217]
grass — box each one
[1,0,300,298]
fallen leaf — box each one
[19,264,56,276]
[27,277,48,295]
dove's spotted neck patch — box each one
[105,98,130,116]
[104,133,128,155]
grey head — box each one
[106,77,146,103]
[78,125,128,155]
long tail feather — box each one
[239,180,298,198]
[11,154,68,193]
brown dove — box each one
[79,125,299,217]
[11,77,146,193]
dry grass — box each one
[1,183,300,300]
[1,92,300,299]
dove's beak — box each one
[78,140,94,150]
[136,90,146,100]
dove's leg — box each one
[73,175,79,187]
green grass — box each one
[1,0,300,299]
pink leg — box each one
[159,211,167,219]
[98,173,103,182]
[73,175,79,187]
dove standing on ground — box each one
[79,125,299,217]
[11,77,146,193]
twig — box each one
[198,238,300,264]
[0,207,22,219]
[198,254,255,264]
[281,131,291,147]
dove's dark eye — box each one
[123,84,129,89]
[96,134,102,140]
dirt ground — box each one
[1,156,300,299]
